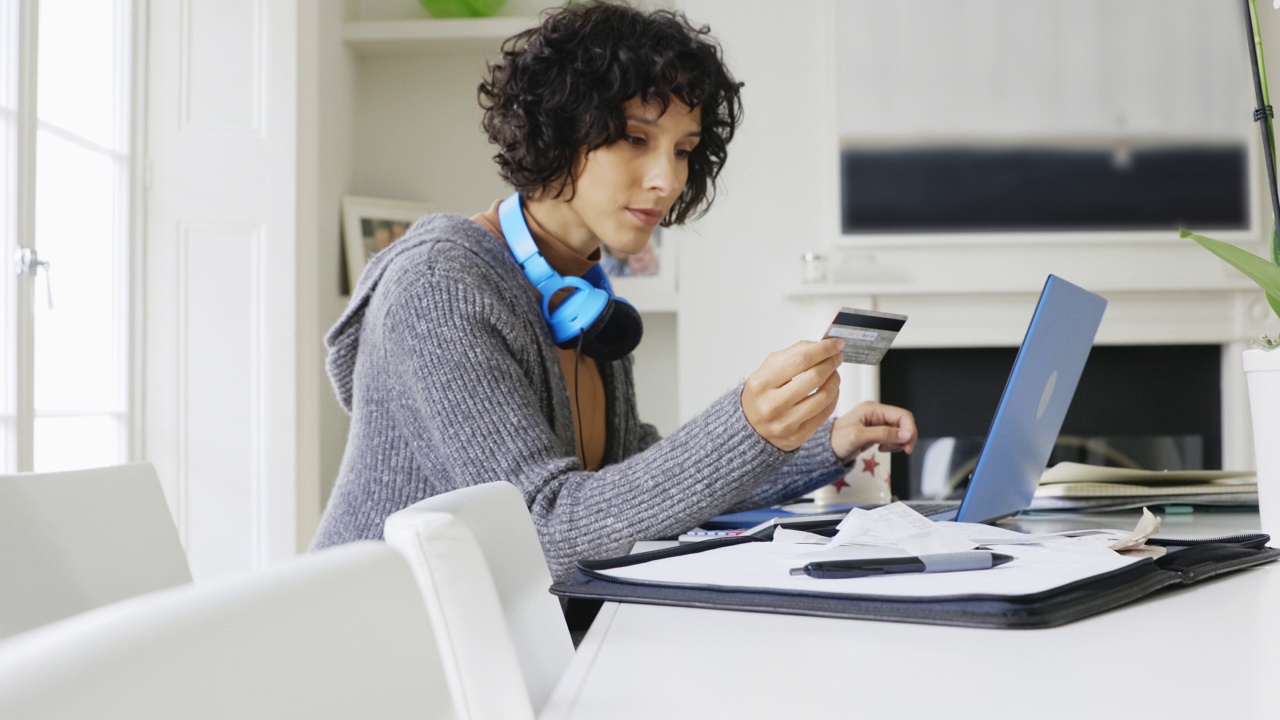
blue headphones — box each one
[498,193,643,362]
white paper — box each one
[604,507,1159,598]
[600,539,1138,598]
[828,503,976,554]
[771,528,831,545]
[950,523,1132,547]
[1107,507,1162,551]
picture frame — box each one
[599,228,676,307]
[342,195,435,293]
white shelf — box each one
[627,295,679,314]
[782,275,1262,299]
[783,282,1041,299]
[342,18,537,55]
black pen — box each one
[789,551,1015,579]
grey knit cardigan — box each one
[311,214,849,581]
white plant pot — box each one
[1244,347,1280,542]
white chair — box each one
[0,542,457,719]
[0,462,192,639]
[384,481,575,720]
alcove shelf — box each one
[319,9,681,442]
[342,17,536,55]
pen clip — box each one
[790,562,884,579]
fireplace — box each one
[878,345,1222,500]
[786,272,1270,500]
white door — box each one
[0,0,137,474]
[145,0,301,579]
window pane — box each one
[0,0,15,472]
[37,0,123,150]
[0,113,12,472]
[0,0,14,113]
[33,130,125,413]
[33,414,123,472]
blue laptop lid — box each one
[954,275,1107,523]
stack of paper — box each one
[603,504,1163,597]
[1031,462,1257,511]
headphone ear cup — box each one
[578,299,643,362]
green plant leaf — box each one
[1273,219,1280,267]
[1180,229,1280,314]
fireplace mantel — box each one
[786,282,1271,471]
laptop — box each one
[699,274,1107,535]
[904,273,1107,522]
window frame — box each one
[0,0,141,472]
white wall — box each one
[672,0,850,418]
[299,1,358,552]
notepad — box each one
[1040,462,1256,485]
[1037,481,1258,498]
[1035,462,1257,500]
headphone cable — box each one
[574,333,587,471]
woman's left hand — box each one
[829,401,917,463]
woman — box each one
[312,2,916,585]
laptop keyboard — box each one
[902,501,961,517]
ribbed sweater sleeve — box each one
[730,420,852,511]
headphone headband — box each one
[497,192,642,361]
[499,194,559,295]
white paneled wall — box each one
[146,0,299,580]
[175,224,266,575]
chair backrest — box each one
[0,542,457,719]
[0,462,192,639]
[384,481,574,720]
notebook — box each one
[899,274,1107,522]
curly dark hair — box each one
[478,1,743,226]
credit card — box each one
[823,307,907,365]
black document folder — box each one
[551,529,1279,629]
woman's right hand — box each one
[741,338,845,451]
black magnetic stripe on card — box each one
[833,312,905,332]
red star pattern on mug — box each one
[828,447,889,495]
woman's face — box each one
[551,96,702,257]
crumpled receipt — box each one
[1085,507,1166,558]
[826,503,977,554]
[771,502,1166,558]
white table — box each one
[541,510,1280,720]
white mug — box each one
[810,446,890,506]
